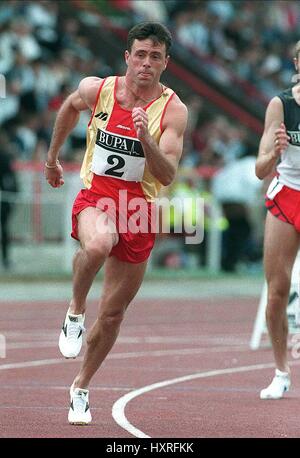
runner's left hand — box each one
[132,108,149,140]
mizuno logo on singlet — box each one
[95,112,108,121]
[117,124,131,131]
[96,128,144,157]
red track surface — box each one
[0,297,299,438]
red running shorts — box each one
[265,178,300,232]
[71,188,156,264]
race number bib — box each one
[91,128,145,182]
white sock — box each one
[275,369,289,377]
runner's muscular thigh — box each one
[264,212,300,285]
[77,207,119,250]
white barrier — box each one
[0,169,81,274]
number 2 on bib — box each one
[104,154,125,178]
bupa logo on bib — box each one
[96,129,144,157]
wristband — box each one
[45,160,60,169]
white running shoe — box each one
[68,385,92,425]
[58,310,85,358]
[260,369,291,400]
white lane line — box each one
[3,335,248,346]
[112,360,300,438]
[4,343,248,352]
[7,342,58,349]
[3,342,247,351]
[109,346,248,359]
[0,346,249,371]
[0,385,132,392]
[0,357,83,370]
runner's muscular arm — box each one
[255,96,289,180]
[132,95,188,186]
[45,76,102,187]
[47,77,101,164]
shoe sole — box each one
[59,346,81,359]
[260,387,289,400]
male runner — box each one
[45,22,187,423]
[256,40,300,400]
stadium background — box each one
[1,0,300,439]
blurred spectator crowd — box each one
[0,0,112,162]
[128,0,299,100]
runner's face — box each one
[125,39,169,86]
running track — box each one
[1,285,300,438]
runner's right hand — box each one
[45,162,65,188]
[274,122,290,157]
